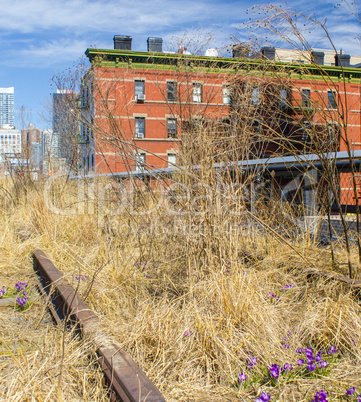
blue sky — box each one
[1,0,360,129]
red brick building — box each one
[81,37,361,177]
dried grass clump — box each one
[0,170,360,401]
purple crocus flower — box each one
[248,357,257,369]
[254,391,271,402]
[311,390,328,402]
[357,395,361,402]
[346,387,355,396]
[0,286,6,297]
[238,373,247,382]
[266,292,280,301]
[297,359,305,366]
[296,348,304,354]
[305,347,314,358]
[328,345,338,355]
[281,363,293,372]
[183,330,192,337]
[284,284,294,289]
[268,364,280,379]
[16,296,28,308]
[308,363,317,372]
[318,361,328,369]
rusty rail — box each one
[304,267,361,288]
[33,250,165,402]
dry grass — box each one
[0,175,361,402]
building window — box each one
[302,89,311,108]
[301,120,311,144]
[328,91,336,109]
[135,117,145,138]
[252,120,261,133]
[223,86,231,104]
[135,80,145,100]
[193,83,202,103]
[252,87,259,105]
[279,88,288,108]
[221,118,231,135]
[167,82,177,102]
[135,153,146,171]
[167,153,177,168]
[280,120,290,137]
[167,118,177,138]
[327,123,339,146]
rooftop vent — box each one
[311,51,324,65]
[113,35,132,50]
[261,47,276,61]
[335,53,350,67]
[147,37,163,53]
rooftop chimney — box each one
[261,47,276,61]
[311,51,324,65]
[113,35,132,50]
[147,37,163,53]
[335,53,351,67]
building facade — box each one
[0,127,21,163]
[21,123,43,168]
[0,87,15,129]
[81,37,361,178]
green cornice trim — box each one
[85,48,361,83]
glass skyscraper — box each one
[0,87,14,128]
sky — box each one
[0,0,360,129]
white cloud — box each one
[1,0,359,69]
[0,0,245,34]
[2,39,91,68]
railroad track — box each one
[33,250,165,402]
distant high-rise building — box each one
[21,124,43,169]
[0,87,15,128]
[42,129,61,174]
